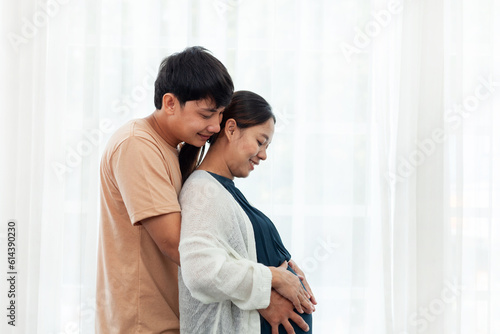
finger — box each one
[299,294,314,314]
[290,312,309,332]
[302,288,314,311]
[272,324,279,334]
[304,300,314,314]
[310,293,318,305]
[296,289,307,313]
[304,284,314,299]
[293,297,304,314]
[301,279,317,305]
[289,260,304,277]
[299,286,310,301]
[282,320,296,334]
[306,288,317,305]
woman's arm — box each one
[180,232,272,310]
[179,176,272,310]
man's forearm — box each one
[141,212,181,265]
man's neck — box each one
[144,111,179,148]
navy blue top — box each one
[208,172,313,334]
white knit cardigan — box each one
[178,170,273,334]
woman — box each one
[178,91,316,333]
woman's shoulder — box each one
[180,170,227,204]
[179,170,244,227]
[182,170,219,189]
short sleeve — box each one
[112,135,181,225]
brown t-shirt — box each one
[96,119,181,333]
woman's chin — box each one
[236,171,251,179]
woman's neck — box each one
[198,144,234,180]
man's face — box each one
[173,99,224,147]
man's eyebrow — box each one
[200,107,218,112]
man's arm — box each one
[141,212,181,266]
[258,290,310,334]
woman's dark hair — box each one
[154,46,234,109]
[179,90,276,182]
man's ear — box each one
[162,93,176,115]
[225,119,237,140]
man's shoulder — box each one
[100,118,180,177]
[104,118,176,156]
[103,119,142,148]
[113,118,153,141]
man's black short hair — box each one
[154,46,234,109]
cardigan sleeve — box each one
[179,173,272,311]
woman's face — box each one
[227,118,275,178]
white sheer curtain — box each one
[1,0,499,333]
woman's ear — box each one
[224,119,237,140]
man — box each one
[95,46,233,333]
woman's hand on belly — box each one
[269,261,314,314]
[289,259,317,306]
